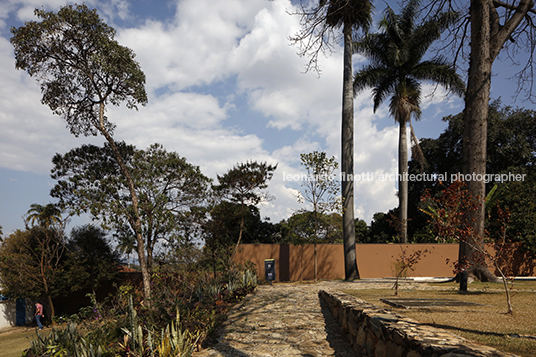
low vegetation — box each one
[22,267,257,357]
[342,281,536,357]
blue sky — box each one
[0,0,527,237]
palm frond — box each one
[412,59,466,96]
[353,65,390,94]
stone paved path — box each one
[195,278,441,357]
[194,281,356,357]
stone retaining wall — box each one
[319,290,519,357]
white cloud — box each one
[0,0,463,234]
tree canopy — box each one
[11,4,147,137]
[213,161,277,258]
[408,102,536,252]
[11,3,152,300]
[25,203,63,229]
[0,227,65,317]
[61,224,121,294]
[51,142,211,270]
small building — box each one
[0,292,35,329]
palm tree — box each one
[353,0,465,242]
[116,234,137,268]
[292,0,373,280]
[26,203,63,229]
[326,0,375,281]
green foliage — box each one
[281,151,342,253]
[0,230,39,299]
[408,101,536,250]
[213,161,277,207]
[207,161,277,271]
[367,212,398,243]
[353,0,464,116]
[354,218,370,243]
[25,204,63,229]
[119,294,199,357]
[26,323,105,357]
[51,142,211,268]
[25,264,257,357]
[11,2,154,301]
[298,151,340,212]
[0,226,65,318]
[61,225,120,294]
[206,202,277,245]
[354,0,464,242]
[10,3,147,137]
[279,211,343,244]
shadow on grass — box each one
[418,321,514,338]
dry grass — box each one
[342,280,536,357]
[0,327,46,357]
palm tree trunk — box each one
[398,117,408,243]
[342,21,359,280]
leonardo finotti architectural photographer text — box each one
[283,172,527,183]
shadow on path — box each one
[196,285,357,356]
[319,297,356,357]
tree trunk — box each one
[232,215,245,263]
[98,104,152,304]
[46,293,55,321]
[460,0,498,284]
[398,117,408,243]
[314,242,317,282]
[341,22,359,280]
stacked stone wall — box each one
[319,290,519,357]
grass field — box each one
[342,280,536,357]
[0,327,48,357]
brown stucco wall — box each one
[234,243,536,281]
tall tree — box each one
[11,4,151,301]
[51,142,211,272]
[291,0,373,280]
[213,161,277,260]
[298,151,340,280]
[408,102,536,253]
[461,0,534,284]
[423,0,536,285]
[353,0,465,242]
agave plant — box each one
[157,312,200,357]
[26,322,104,357]
[119,296,199,357]
[241,269,257,291]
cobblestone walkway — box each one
[193,280,396,357]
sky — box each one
[0,0,528,237]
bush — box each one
[24,266,258,356]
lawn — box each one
[342,280,536,357]
[0,327,48,357]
